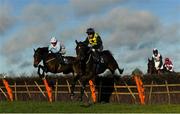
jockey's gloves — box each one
[92,48,95,52]
[88,44,92,47]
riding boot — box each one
[96,63,100,74]
[92,51,100,63]
[56,53,65,65]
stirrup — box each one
[100,57,104,63]
[64,58,68,64]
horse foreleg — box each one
[80,72,94,102]
[70,74,80,98]
[79,77,89,102]
[38,65,45,78]
[80,83,86,102]
[37,65,42,77]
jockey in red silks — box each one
[163,57,174,72]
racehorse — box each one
[71,40,124,102]
[147,58,165,75]
[33,47,77,78]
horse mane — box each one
[78,41,87,46]
[39,47,48,51]
[36,47,48,54]
[102,50,113,57]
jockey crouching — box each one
[48,37,66,65]
[83,28,123,76]
[163,58,174,72]
[83,28,103,63]
[152,48,163,70]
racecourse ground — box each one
[0,101,179,113]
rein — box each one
[86,54,92,64]
[45,58,56,63]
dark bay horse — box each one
[147,58,165,75]
[71,40,124,102]
[33,47,77,78]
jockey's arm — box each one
[83,37,89,46]
[48,45,52,53]
[158,55,163,68]
[168,64,173,69]
[60,44,66,55]
[92,35,103,50]
[96,35,102,47]
[151,56,155,62]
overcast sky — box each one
[0,0,179,76]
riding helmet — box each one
[86,28,95,34]
[153,48,158,54]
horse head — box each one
[75,40,89,61]
[33,47,48,68]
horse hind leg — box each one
[98,69,112,77]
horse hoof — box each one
[70,93,74,99]
[70,95,74,100]
[70,93,74,96]
[120,68,124,74]
[39,75,43,79]
[78,97,83,102]
[41,76,46,80]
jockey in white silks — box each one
[152,48,163,70]
[48,37,66,64]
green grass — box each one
[0,101,180,113]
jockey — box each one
[163,58,174,72]
[152,48,163,70]
[83,28,103,63]
[48,36,66,64]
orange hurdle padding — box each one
[3,79,13,101]
[134,76,145,105]
[43,79,52,102]
[89,80,96,103]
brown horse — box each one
[33,47,77,78]
[147,58,165,75]
[70,40,123,102]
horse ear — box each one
[148,58,150,61]
[75,40,78,44]
[33,48,35,52]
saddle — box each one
[51,53,65,65]
[91,51,104,64]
